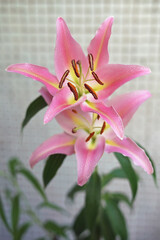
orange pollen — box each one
[67,82,79,101]
[100,121,106,134]
[59,70,70,88]
[92,71,104,85]
[72,109,77,114]
[84,83,98,100]
[88,53,94,71]
[71,59,80,78]
[85,132,95,142]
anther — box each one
[100,122,106,134]
[72,127,77,133]
[88,53,94,71]
[97,114,100,120]
[71,59,80,78]
[67,82,79,101]
[85,132,95,142]
[92,71,104,85]
[72,109,77,114]
[84,83,98,100]
[59,70,70,88]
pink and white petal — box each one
[55,17,88,80]
[56,106,92,137]
[6,64,59,95]
[44,86,87,124]
[39,87,53,105]
[75,135,105,186]
[105,136,153,174]
[81,101,124,140]
[30,133,75,168]
[88,64,151,101]
[87,17,114,70]
[106,90,151,127]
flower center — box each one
[59,53,104,100]
[71,110,108,142]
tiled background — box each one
[0,0,160,239]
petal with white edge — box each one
[55,17,88,81]
[105,136,153,174]
[75,135,105,186]
[44,86,87,124]
[106,90,151,127]
[6,64,59,95]
[30,133,75,168]
[87,17,114,70]
[81,101,124,140]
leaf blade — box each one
[85,170,101,232]
[21,95,47,130]
[43,154,66,188]
[0,196,12,232]
[114,153,138,202]
[11,194,20,233]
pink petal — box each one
[44,86,87,124]
[105,136,153,174]
[87,17,114,70]
[6,64,59,95]
[81,101,124,139]
[56,106,92,137]
[106,90,151,127]
[30,133,75,168]
[75,135,105,186]
[54,17,88,80]
[88,64,151,101]
[39,87,53,105]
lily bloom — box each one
[6,17,151,140]
[30,88,153,186]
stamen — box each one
[84,83,98,100]
[92,71,104,85]
[72,109,77,114]
[100,121,106,134]
[71,59,80,78]
[59,70,70,88]
[88,53,94,71]
[85,132,95,142]
[67,82,79,101]
[72,127,77,133]
[97,114,100,120]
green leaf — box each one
[106,199,128,240]
[101,168,127,187]
[8,158,22,177]
[11,194,20,233]
[67,184,86,201]
[103,192,132,207]
[73,207,86,237]
[21,95,47,131]
[43,220,66,237]
[0,196,12,232]
[100,207,115,240]
[18,168,47,201]
[37,201,67,214]
[136,142,157,185]
[17,222,31,240]
[114,153,138,202]
[85,170,101,232]
[43,154,66,188]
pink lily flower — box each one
[30,88,153,186]
[6,17,151,140]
